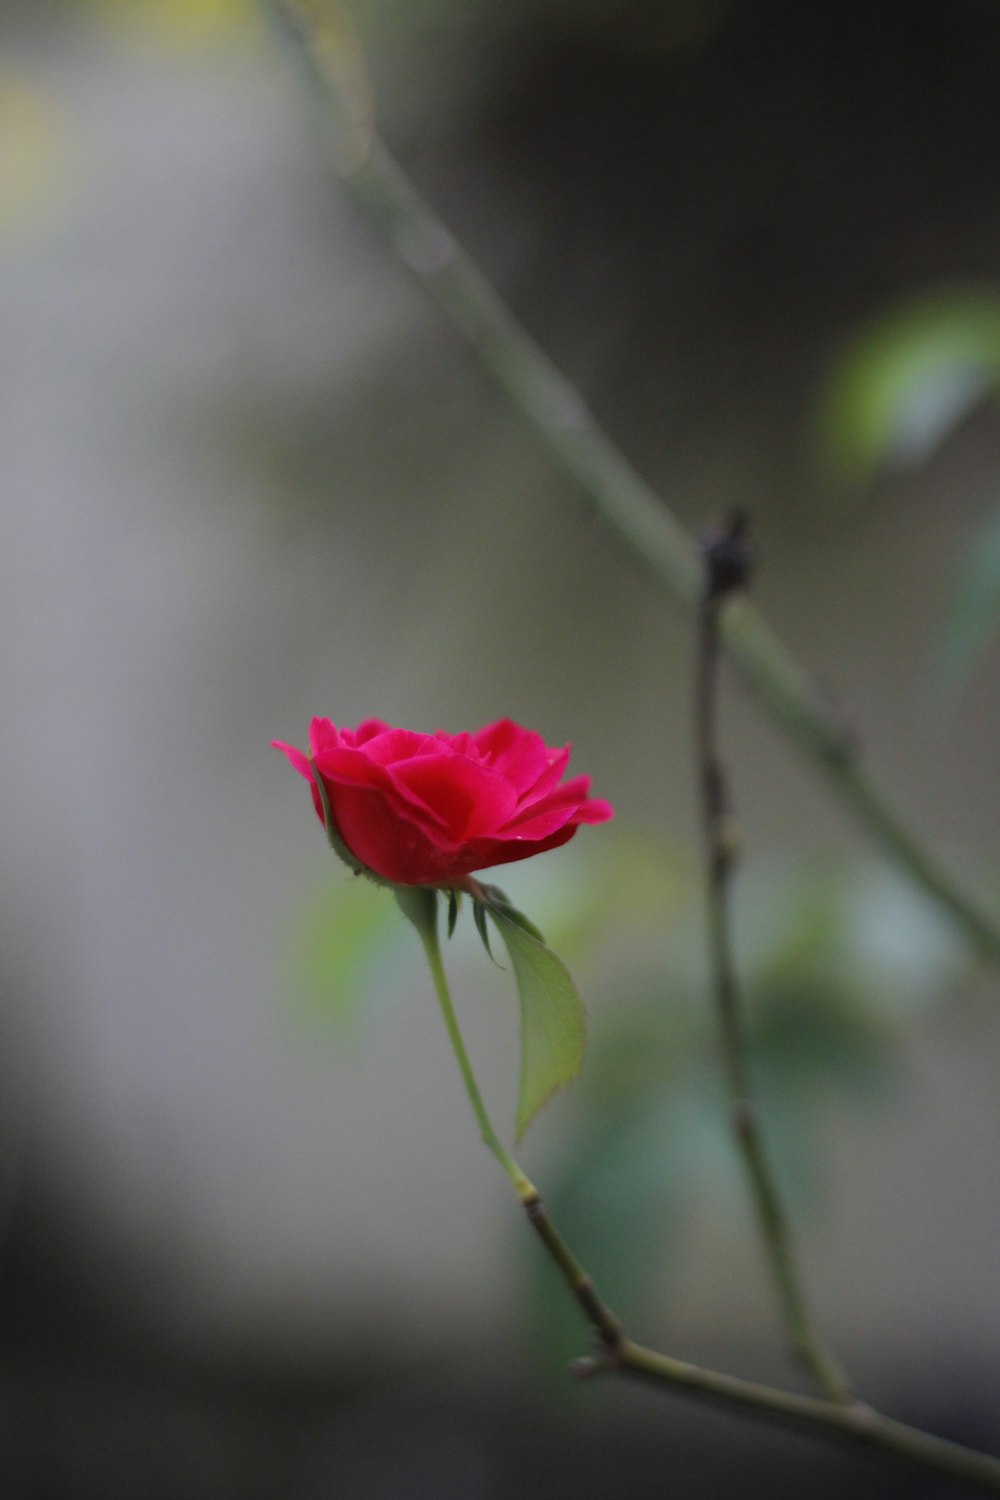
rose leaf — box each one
[487,906,587,1140]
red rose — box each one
[273,716,613,886]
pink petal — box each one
[354,728,439,766]
[308,718,341,758]
[474,720,552,795]
[439,729,478,758]
[391,751,519,838]
[315,745,458,838]
[330,783,463,884]
[352,718,392,746]
[271,739,314,781]
[472,718,521,757]
[501,775,594,835]
[514,744,572,807]
[574,797,614,824]
[501,783,613,841]
[467,822,581,871]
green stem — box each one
[262,0,1000,966]
[416,912,533,1200]
[412,895,626,1348]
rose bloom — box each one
[273,716,613,886]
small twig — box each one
[534,1211,1000,1492]
[521,1190,625,1356]
[617,1343,1000,1493]
[695,514,852,1405]
[413,896,534,1201]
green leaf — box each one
[488,897,546,944]
[487,905,587,1140]
[928,507,1000,706]
[823,287,1000,480]
[393,884,437,938]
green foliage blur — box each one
[822,287,1000,709]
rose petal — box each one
[352,718,391,746]
[308,718,341,758]
[573,797,614,824]
[330,783,463,885]
[514,745,572,807]
[271,739,313,781]
[467,822,580,871]
[473,718,554,794]
[471,718,521,757]
[353,728,440,766]
[391,750,519,838]
[314,745,450,829]
[277,714,613,883]
[501,775,594,835]
[439,729,478,759]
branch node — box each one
[703,510,754,602]
[846,1399,878,1431]
[523,1191,544,1223]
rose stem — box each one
[409,893,623,1350]
[415,907,530,1198]
[261,0,1000,968]
[407,892,1000,1493]
[695,515,851,1405]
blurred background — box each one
[3,0,1000,1494]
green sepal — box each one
[486,903,587,1140]
[394,884,438,940]
[477,883,546,943]
[493,900,546,944]
[447,889,460,939]
[473,897,500,965]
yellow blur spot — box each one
[87,0,259,51]
[0,71,76,237]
